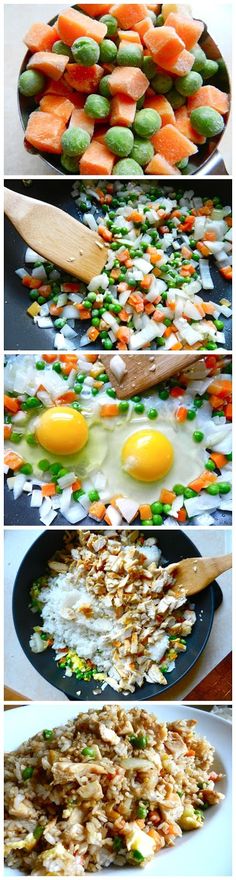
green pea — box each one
[81,746,96,757]
[22,397,42,410]
[43,729,53,740]
[156,13,164,25]
[134,108,161,137]
[148,408,158,420]
[106,387,116,398]
[117,42,143,68]
[22,766,33,781]
[190,45,207,72]
[61,153,79,173]
[187,408,196,420]
[193,431,204,442]
[20,463,33,475]
[73,489,85,501]
[33,824,43,840]
[18,69,46,96]
[137,802,148,819]
[190,107,224,137]
[205,459,216,471]
[183,488,197,499]
[11,432,22,444]
[206,483,220,495]
[52,40,73,59]
[153,514,163,525]
[61,127,90,157]
[26,433,38,447]
[35,360,45,370]
[99,373,109,382]
[71,36,100,65]
[130,734,148,748]
[105,125,134,158]
[99,14,117,36]
[167,88,185,109]
[163,503,172,514]
[201,60,219,80]
[159,389,169,400]
[113,836,123,852]
[88,489,100,502]
[142,519,153,525]
[218,482,231,494]
[99,75,111,97]
[130,138,154,167]
[176,72,203,96]
[214,319,224,330]
[113,158,144,175]
[134,402,145,414]
[103,338,113,349]
[100,39,117,63]
[173,483,185,495]
[151,502,163,514]
[38,459,50,471]
[84,95,110,119]
[74,382,83,394]
[152,72,173,94]
[119,401,129,413]
[142,55,157,80]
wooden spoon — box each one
[101,353,201,399]
[165,553,232,597]
[4,187,107,284]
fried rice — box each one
[4,705,224,875]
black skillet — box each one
[17,9,231,176]
[12,528,223,701]
[4,177,232,351]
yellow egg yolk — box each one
[36,406,88,455]
[121,429,174,483]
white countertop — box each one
[4,2,232,176]
[4,528,232,701]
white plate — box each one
[4,703,232,877]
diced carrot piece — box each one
[87,327,100,341]
[4,425,12,439]
[4,451,24,471]
[225,403,232,419]
[146,151,181,175]
[118,29,142,43]
[161,47,194,75]
[175,105,206,144]
[39,95,74,123]
[41,483,57,497]
[159,488,176,504]
[58,8,107,45]
[204,230,217,241]
[43,78,76,98]
[187,85,229,115]
[150,123,197,164]
[64,63,103,93]
[24,22,59,53]
[208,378,232,397]
[175,405,187,421]
[89,501,106,520]
[49,304,63,316]
[43,354,57,362]
[56,390,77,404]
[35,284,52,298]
[178,506,187,522]
[69,108,94,136]
[22,274,42,289]
[144,25,185,63]
[146,94,175,125]
[80,140,115,175]
[72,479,82,491]
[197,241,210,257]
[116,326,130,344]
[27,51,69,81]
[219,266,232,280]
[210,453,228,469]
[135,17,155,40]
[139,504,152,520]
[110,93,137,126]
[188,470,217,492]
[100,403,119,417]
[110,4,148,29]
[164,12,204,50]
[109,66,149,99]
[98,224,113,241]
[4,395,20,413]
[25,110,66,153]
[79,3,111,14]
[127,209,144,222]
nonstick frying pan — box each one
[17,10,231,177]
[12,528,223,701]
[4,178,232,351]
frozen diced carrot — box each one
[43,77,77,98]
[4,451,24,471]
[27,51,69,81]
[39,95,74,123]
[110,93,137,126]
[164,12,204,49]
[69,108,94,136]
[146,94,175,125]
[175,105,206,143]
[151,123,197,163]
[144,25,185,62]
[161,47,193,75]
[145,152,181,174]
[110,4,148,29]
[25,110,66,153]
[118,29,142,43]
[187,85,229,115]
[64,63,103,93]
[80,140,115,175]
[109,66,149,99]
[135,17,155,41]
[23,22,59,53]
[58,8,107,46]
[79,3,112,15]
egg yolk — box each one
[36,406,88,455]
[121,429,174,483]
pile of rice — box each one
[4,705,224,876]
[29,531,196,693]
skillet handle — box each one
[213,582,223,611]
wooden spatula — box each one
[4,187,107,284]
[165,553,232,597]
[101,353,201,399]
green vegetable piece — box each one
[176,157,189,170]
[130,138,154,167]
[153,514,163,525]
[167,88,185,109]
[100,39,117,63]
[151,502,163,514]
[142,55,157,80]
[148,408,158,420]
[156,13,164,26]
[206,483,219,495]
[218,482,231,494]
[117,42,143,68]
[22,396,42,410]
[201,60,219,80]
[130,734,148,748]
[84,95,110,119]
[173,483,185,495]
[119,401,129,413]
[99,75,111,97]
[33,824,43,840]
[38,459,50,471]
[176,72,203,97]
[18,70,46,97]
[152,72,173,94]
[81,746,96,757]
[35,360,45,370]
[20,463,33,475]
[193,431,204,443]
[134,108,161,137]
[88,489,99,502]
[190,44,207,72]
[136,95,145,111]
[43,729,53,740]
[132,850,145,862]
[60,153,79,172]
[137,802,148,819]
[190,107,224,137]
[113,835,123,852]
[52,40,73,59]
[61,127,90,157]
[99,14,117,36]
[71,36,100,65]
[112,158,144,175]
[22,766,34,781]
[105,126,134,157]
[26,433,38,446]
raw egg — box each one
[36,406,88,455]
[121,429,174,483]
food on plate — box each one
[15,181,232,353]
[4,704,225,875]
[28,530,198,692]
[19,4,230,175]
[4,353,232,527]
